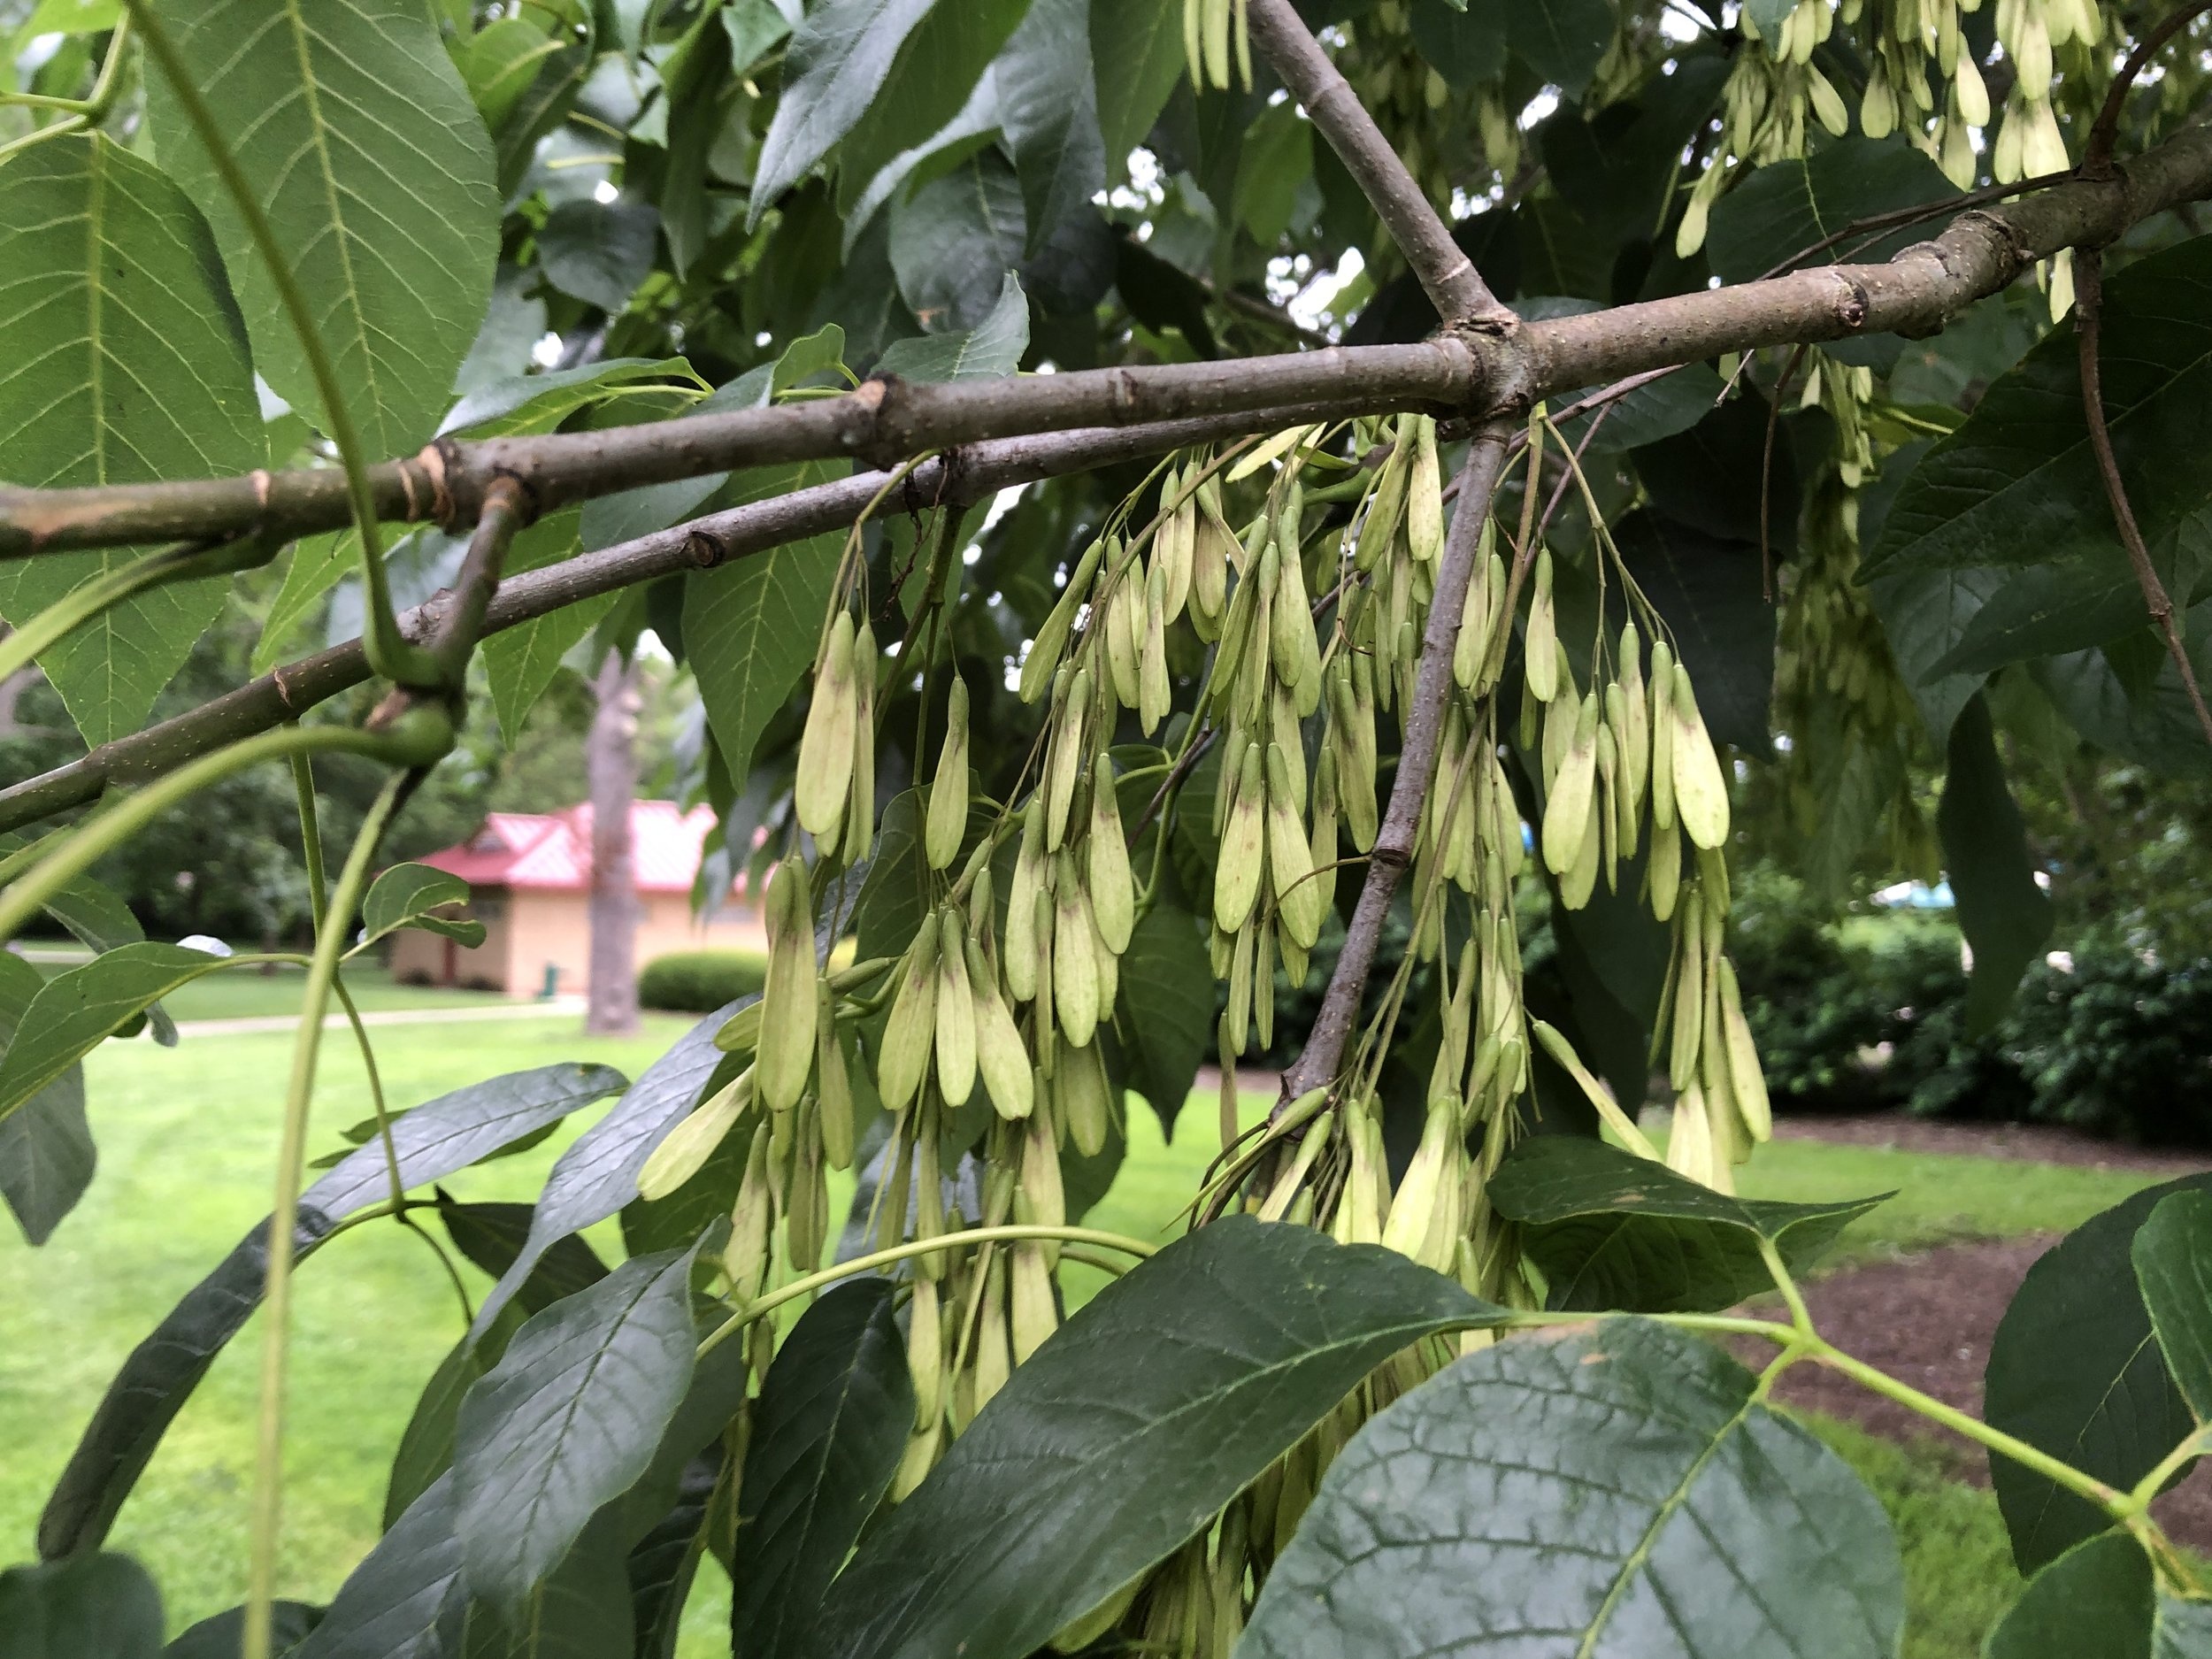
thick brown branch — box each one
[5,121,2212,562]
[0,345,1482,558]
[1243,0,1511,329]
[1280,422,1515,1101]
[0,404,1359,833]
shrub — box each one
[2008,948,2212,1145]
[637,949,767,1013]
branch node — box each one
[414,440,463,531]
[849,377,895,468]
[1831,273,1871,332]
[683,530,723,569]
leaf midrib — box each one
[856,1300,1480,1643]
[1575,1372,1758,1658]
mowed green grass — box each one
[27,954,519,1021]
[0,1016,2147,1651]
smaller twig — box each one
[1243,0,1512,329]
[1750,166,2079,284]
[427,474,529,684]
[2084,2,2212,180]
[2074,249,2212,749]
[1760,343,1809,602]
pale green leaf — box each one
[0,133,264,744]
[359,862,482,949]
[1242,1320,1904,1659]
[1094,0,1183,179]
[1938,692,2052,1033]
[142,0,501,457]
[0,949,93,1247]
[0,943,228,1126]
[683,458,848,778]
[749,0,941,224]
[453,1244,701,1605]
[875,272,1029,381]
[831,0,1031,219]
[480,511,609,742]
[0,1551,165,1659]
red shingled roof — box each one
[413,802,735,895]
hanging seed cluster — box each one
[1678,0,2096,313]
[638,413,1776,1632]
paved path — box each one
[169,997,589,1038]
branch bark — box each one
[8,119,2210,562]
[0,404,1357,833]
[1244,0,1512,329]
[1279,421,1515,1102]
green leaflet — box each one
[1113,898,1212,1138]
[1705,138,1960,287]
[358,862,485,949]
[0,943,232,1125]
[0,1551,165,1659]
[1866,233,2212,585]
[683,457,849,781]
[831,0,1032,219]
[1241,1321,1904,1659]
[812,1219,1504,1659]
[1093,0,1184,176]
[875,272,1030,381]
[887,150,1027,332]
[0,133,264,745]
[749,0,944,225]
[1985,1173,2212,1573]
[1488,1136,1888,1312]
[1985,1531,2212,1659]
[0,949,94,1247]
[1501,0,1611,99]
[38,1064,627,1562]
[142,0,500,458]
[2134,1189,2212,1421]
[731,1281,912,1659]
[479,510,603,743]
[450,1241,705,1608]
[1937,693,2053,1033]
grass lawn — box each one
[0,1013,2133,1652]
[25,954,522,1021]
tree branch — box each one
[2074,248,2212,749]
[13,119,2212,565]
[0,404,1362,833]
[5,122,2211,562]
[1243,0,1512,329]
[1279,421,1515,1101]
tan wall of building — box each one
[388,887,765,996]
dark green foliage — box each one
[636,949,769,1013]
[2007,949,2212,1146]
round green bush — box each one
[637,949,768,1013]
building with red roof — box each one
[387,802,763,996]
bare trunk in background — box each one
[586,649,641,1036]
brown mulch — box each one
[1739,1234,2212,1549]
[1773,1111,2212,1176]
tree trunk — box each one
[586,649,642,1035]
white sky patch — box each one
[531,331,565,367]
[1290,247,1363,333]
[594,179,620,204]
[1518,89,1559,130]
